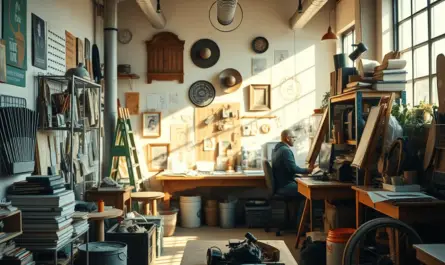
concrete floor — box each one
[155,227,300,265]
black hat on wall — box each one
[190,39,220,68]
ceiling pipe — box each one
[136,0,166,29]
[289,0,328,29]
[217,0,238,26]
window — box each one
[342,27,355,67]
[394,0,445,105]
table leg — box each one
[356,191,363,228]
[125,197,132,213]
[295,199,309,248]
[144,202,150,215]
[163,192,172,209]
[96,220,105,241]
[309,199,313,232]
[152,200,158,215]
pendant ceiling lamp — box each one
[322,9,337,41]
[298,0,303,13]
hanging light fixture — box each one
[156,0,161,13]
[321,9,337,41]
[298,0,303,13]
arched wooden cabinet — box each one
[145,32,185,84]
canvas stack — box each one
[7,176,75,249]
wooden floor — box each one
[155,226,300,265]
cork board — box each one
[65,31,76,69]
[125,92,140,115]
[195,103,241,163]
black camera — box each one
[206,233,284,265]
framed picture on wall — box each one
[147,143,170,171]
[142,112,161,138]
[31,13,47,70]
[249,84,271,111]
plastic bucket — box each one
[205,206,218,226]
[180,196,202,228]
[326,228,355,265]
[159,208,178,237]
[219,200,237,228]
[78,241,127,265]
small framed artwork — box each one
[249,84,271,111]
[148,143,170,171]
[142,112,161,138]
[203,137,216,151]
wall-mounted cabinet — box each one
[145,32,185,84]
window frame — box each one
[341,26,355,54]
[393,0,445,104]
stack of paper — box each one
[8,188,75,249]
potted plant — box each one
[315,92,330,114]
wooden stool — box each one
[131,192,165,215]
[88,208,123,241]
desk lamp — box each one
[349,42,368,74]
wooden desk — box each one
[88,208,123,241]
[85,186,133,212]
[296,178,355,247]
[353,186,445,228]
[156,174,265,208]
[414,244,445,265]
[181,240,297,265]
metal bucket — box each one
[78,241,127,265]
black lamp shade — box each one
[349,43,368,61]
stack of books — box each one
[72,212,89,237]
[7,178,75,249]
[8,175,66,195]
[0,242,34,265]
[373,66,408,91]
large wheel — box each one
[343,218,422,265]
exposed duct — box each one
[136,0,166,29]
[217,0,238,25]
[289,0,328,29]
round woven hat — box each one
[219,68,242,93]
[191,39,220,68]
[188,80,216,107]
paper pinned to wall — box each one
[147,93,168,110]
[169,92,180,106]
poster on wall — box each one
[0,42,6,83]
[32,13,47,70]
[6,65,26,87]
[274,50,288,65]
[2,0,27,70]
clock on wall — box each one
[118,29,133,44]
[252,37,269,54]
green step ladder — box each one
[107,108,143,191]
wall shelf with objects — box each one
[118,74,140,80]
[0,210,23,244]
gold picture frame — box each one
[141,112,161,138]
[147,143,170,171]
[249,84,271,111]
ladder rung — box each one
[131,163,139,168]
[111,169,118,173]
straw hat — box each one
[219,68,242,93]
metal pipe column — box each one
[103,0,119,178]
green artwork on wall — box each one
[2,0,27,70]
[6,65,26,87]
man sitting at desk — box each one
[272,129,314,197]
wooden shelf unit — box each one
[0,210,22,244]
[328,90,406,185]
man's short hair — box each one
[281,129,293,138]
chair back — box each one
[263,160,275,196]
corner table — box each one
[88,208,123,241]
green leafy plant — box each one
[391,102,436,135]
[320,92,330,109]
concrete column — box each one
[103,0,119,178]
